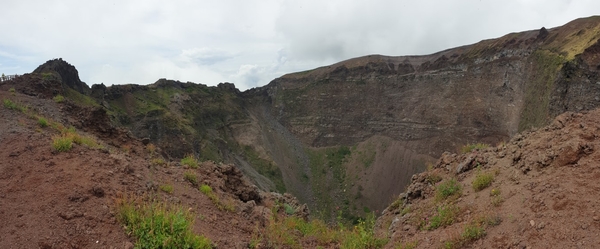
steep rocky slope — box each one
[5,16,600,223]
[0,80,309,248]
[3,66,600,249]
[375,108,600,248]
[247,16,600,219]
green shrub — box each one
[53,95,65,103]
[199,184,212,195]
[340,213,388,249]
[3,99,16,109]
[79,136,101,148]
[460,143,489,153]
[389,198,403,211]
[259,210,388,248]
[41,72,54,80]
[443,215,499,248]
[427,204,459,230]
[184,171,198,186]
[199,184,234,212]
[490,188,503,206]
[181,155,198,168]
[462,224,486,241]
[61,129,101,149]
[284,203,295,215]
[160,184,174,194]
[9,87,15,95]
[435,179,462,201]
[3,99,27,112]
[37,117,48,127]
[116,199,212,249]
[52,135,73,152]
[425,174,443,184]
[472,172,494,191]
[151,158,167,167]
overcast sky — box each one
[1,1,599,90]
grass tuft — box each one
[53,95,65,103]
[199,184,212,195]
[490,188,504,207]
[472,172,494,192]
[52,135,73,152]
[199,184,235,212]
[460,143,489,154]
[435,179,462,201]
[160,184,174,194]
[184,171,198,186]
[260,211,386,249]
[340,213,388,249]
[427,204,460,230]
[151,158,167,167]
[116,198,212,249]
[181,154,199,169]
[425,174,443,184]
[37,117,48,128]
[3,99,27,112]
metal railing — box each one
[0,74,20,82]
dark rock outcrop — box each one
[33,58,90,95]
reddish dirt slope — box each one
[0,90,304,248]
[377,109,600,248]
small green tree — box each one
[1,73,5,81]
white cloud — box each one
[178,48,237,66]
[0,0,599,90]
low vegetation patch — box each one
[3,98,27,113]
[61,128,101,149]
[151,158,167,167]
[395,240,418,249]
[283,203,295,215]
[442,215,501,248]
[181,154,199,169]
[425,173,443,184]
[52,135,73,152]
[199,184,235,212]
[460,143,489,154]
[53,94,65,103]
[340,213,388,249]
[435,179,462,201]
[260,212,387,249]
[184,171,198,186]
[472,171,494,192]
[159,184,174,194]
[37,117,48,128]
[9,87,15,95]
[116,198,212,249]
[41,72,54,80]
[427,204,460,230]
[490,188,503,207]
[389,198,403,211]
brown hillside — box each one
[376,108,600,248]
[0,85,306,248]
